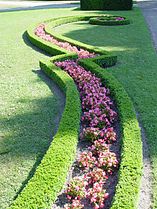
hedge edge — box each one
[9,54,81,209]
[44,15,113,55]
[9,16,142,209]
[89,16,130,26]
[78,59,142,209]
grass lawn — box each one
[0,5,157,209]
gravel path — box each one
[138,0,157,52]
[0,0,79,12]
[136,1,157,208]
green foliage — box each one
[80,0,133,10]
[90,54,117,68]
[80,0,104,10]
[103,0,133,10]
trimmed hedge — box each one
[80,0,104,11]
[103,0,133,10]
[80,0,133,10]
[26,24,68,56]
[44,15,110,55]
[78,59,142,208]
[10,16,142,209]
[10,54,81,209]
[89,16,130,26]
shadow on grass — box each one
[53,20,138,53]
[22,32,51,57]
[0,69,65,203]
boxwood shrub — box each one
[80,0,104,10]
[80,0,133,10]
[103,0,133,10]
[10,55,81,209]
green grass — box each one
[53,8,157,208]
[0,6,157,209]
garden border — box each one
[10,16,142,209]
[89,16,130,26]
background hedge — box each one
[80,0,133,10]
[80,0,104,10]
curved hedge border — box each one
[89,15,130,26]
[10,16,142,209]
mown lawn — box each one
[0,5,157,209]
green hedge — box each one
[89,16,130,26]
[80,0,104,11]
[44,15,111,55]
[9,16,142,209]
[103,0,133,10]
[78,59,142,208]
[10,55,81,209]
[80,0,133,10]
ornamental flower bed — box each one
[55,60,118,209]
[35,24,95,59]
[35,24,119,209]
[89,15,130,26]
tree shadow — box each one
[22,31,51,57]
[0,68,65,206]
[54,20,138,53]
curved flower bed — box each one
[9,16,142,209]
[35,24,96,59]
[55,60,118,209]
[89,15,130,26]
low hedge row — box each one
[10,54,81,209]
[89,16,130,26]
[44,15,112,54]
[10,16,142,209]
[80,0,104,10]
[80,0,133,10]
[78,59,142,208]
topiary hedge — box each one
[9,16,142,209]
[89,15,130,26]
[103,0,133,10]
[80,0,133,10]
[80,0,104,10]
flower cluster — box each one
[87,183,108,209]
[81,127,116,143]
[66,177,88,200]
[55,60,117,142]
[78,142,118,172]
[35,24,96,59]
[115,17,125,21]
